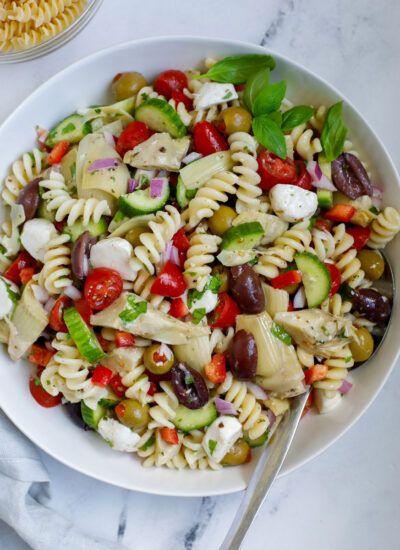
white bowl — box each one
[0,36,399,497]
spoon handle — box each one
[220,389,310,550]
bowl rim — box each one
[1,34,399,496]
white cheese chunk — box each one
[97,417,140,452]
[0,277,19,320]
[194,83,238,110]
[269,184,318,223]
[20,219,55,262]
[124,133,190,171]
[203,415,242,463]
[186,289,218,314]
[90,237,138,280]
[314,389,342,414]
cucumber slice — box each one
[318,153,332,180]
[179,151,233,191]
[63,217,108,243]
[37,199,56,222]
[220,222,264,251]
[317,189,333,208]
[98,398,120,409]
[176,176,196,208]
[135,98,187,138]
[117,179,170,216]
[64,306,105,363]
[243,428,269,448]
[294,252,331,307]
[81,401,106,430]
[173,401,217,432]
[46,114,92,147]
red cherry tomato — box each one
[325,263,341,297]
[346,226,371,251]
[116,121,150,158]
[29,376,62,408]
[115,331,136,348]
[257,150,297,191]
[47,141,69,165]
[29,344,55,367]
[271,270,302,289]
[91,365,113,387]
[154,70,188,99]
[204,353,226,383]
[293,160,312,190]
[208,293,240,328]
[4,250,36,284]
[150,261,187,298]
[147,382,157,396]
[193,121,228,156]
[315,219,332,233]
[110,374,128,398]
[49,296,71,332]
[171,90,193,111]
[172,228,190,253]
[19,267,35,285]
[74,297,93,325]
[169,297,189,319]
[84,268,123,310]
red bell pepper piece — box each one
[346,226,371,251]
[147,382,157,396]
[29,344,55,367]
[97,331,111,353]
[150,260,187,297]
[208,292,240,328]
[324,204,356,223]
[304,364,328,385]
[4,250,36,284]
[204,353,226,383]
[172,228,190,253]
[91,365,113,387]
[325,263,341,297]
[301,390,314,418]
[271,269,302,289]
[287,299,294,312]
[110,374,128,398]
[47,141,69,165]
[160,427,179,445]
[19,267,35,285]
[315,219,332,233]
[115,330,136,348]
[169,297,189,318]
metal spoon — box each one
[221,253,395,550]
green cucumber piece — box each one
[294,252,331,307]
[179,151,233,191]
[64,306,105,363]
[135,98,186,138]
[220,222,264,251]
[318,153,332,180]
[81,401,106,430]
[173,401,217,432]
[117,179,170,216]
[98,398,120,409]
[37,199,56,222]
[46,114,92,147]
[243,428,269,448]
[317,189,333,208]
[176,176,197,208]
[63,217,108,243]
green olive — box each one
[208,205,237,237]
[112,72,148,101]
[124,227,143,248]
[350,327,374,363]
[211,265,229,292]
[116,399,150,429]
[218,107,252,135]
[144,343,174,374]
[222,439,250,466]
[284,283,300,295]
[357,249,385,281]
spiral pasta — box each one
[180,430,222,470]
[38,233,72,294]
[321,293,352,317]
[330,224,365,287]
[124,269,170,313]
[184,170,237,230]
[210,327,234,354]
[184,230,221,291]
[134,205,182,275]
[2,148,46,206]
[285,124,322,161]
[118,349,153,406]
[313,344,353,395]
[148,381,179,429]
[367,207,400,249]
[40,170,111,226]
[6,0,75,26]
[309,105,327,132]
[228,132,262,213]
[310,228,336,261]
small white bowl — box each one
[0,36,399,497]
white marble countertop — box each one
[1,1,400,549]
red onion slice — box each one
[44,297,56,313]
[36,126,49,145]
[214,398,237,416]
[312,228,329,241]
[372,186,383,208]
[306,160,337,191]
[267,409,277,426]
[64,285,82,301]
[182,152,203,165]
[150,178,167,198]
[103,130,116,148]
[128,178,138,193]
[88,158,120,172]
[293,286,306,309]
[338,379,353,394]
[163,241,180,266]
[246,381,269,400]
[32,284,50,304]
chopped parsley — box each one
[38,185,45,197]
[321,326,330,336]
[187,275,221,309]
[337,328,347,339]
[3,279,19,305]
[222,91,233,100]
[248,256,259,266]
[345,356,353,363]
[119,295,147,326]
[27,152,36,167]
[369,206,379,215]
[34,376,43,388]
[209,312,220,325]
[140,436,155,451]
[185,375,195,385]
[70,162,76,179]
[208,439,217,455]
[192,308,206,324]
[271,322,292,345]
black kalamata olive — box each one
[331,153,372,199]
[171,363,209,409]
[16,177,42,221]
[229,264,265,314]
[64,402,91,430]
[350,288,391,323]
[227,329,258,380]
[71,231,94,280]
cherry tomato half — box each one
[74,297,93,325]
[150,260,187,298]
[193,121,228,156]
[257,150,297,191]
[116,121,150,158]
[154,70,188,99]
[29,377,62,408]
[84,267,123,310]
[346,226,371,252]
[293,160,312,190]
[208,292,240,328]
[325,262,341,297]
[49,296,71,332]
[171,90,193,111]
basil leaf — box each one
[252,116,286,159]
[281,105,315,131]
[193,54,276,84]
[243,67,270,111]
[320,101,348,161]
[252,80,286,116]
[267,111,282,127]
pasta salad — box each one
[0,54,398,470]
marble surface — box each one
[1,0,400,548]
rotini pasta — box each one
[184,230,221,291]
[367,207,400,249]
[1,148,45,206]
[228,132,262,213]
[285,124,322,161]
[38,233,72,294]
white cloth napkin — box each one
[0,409,126,550]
